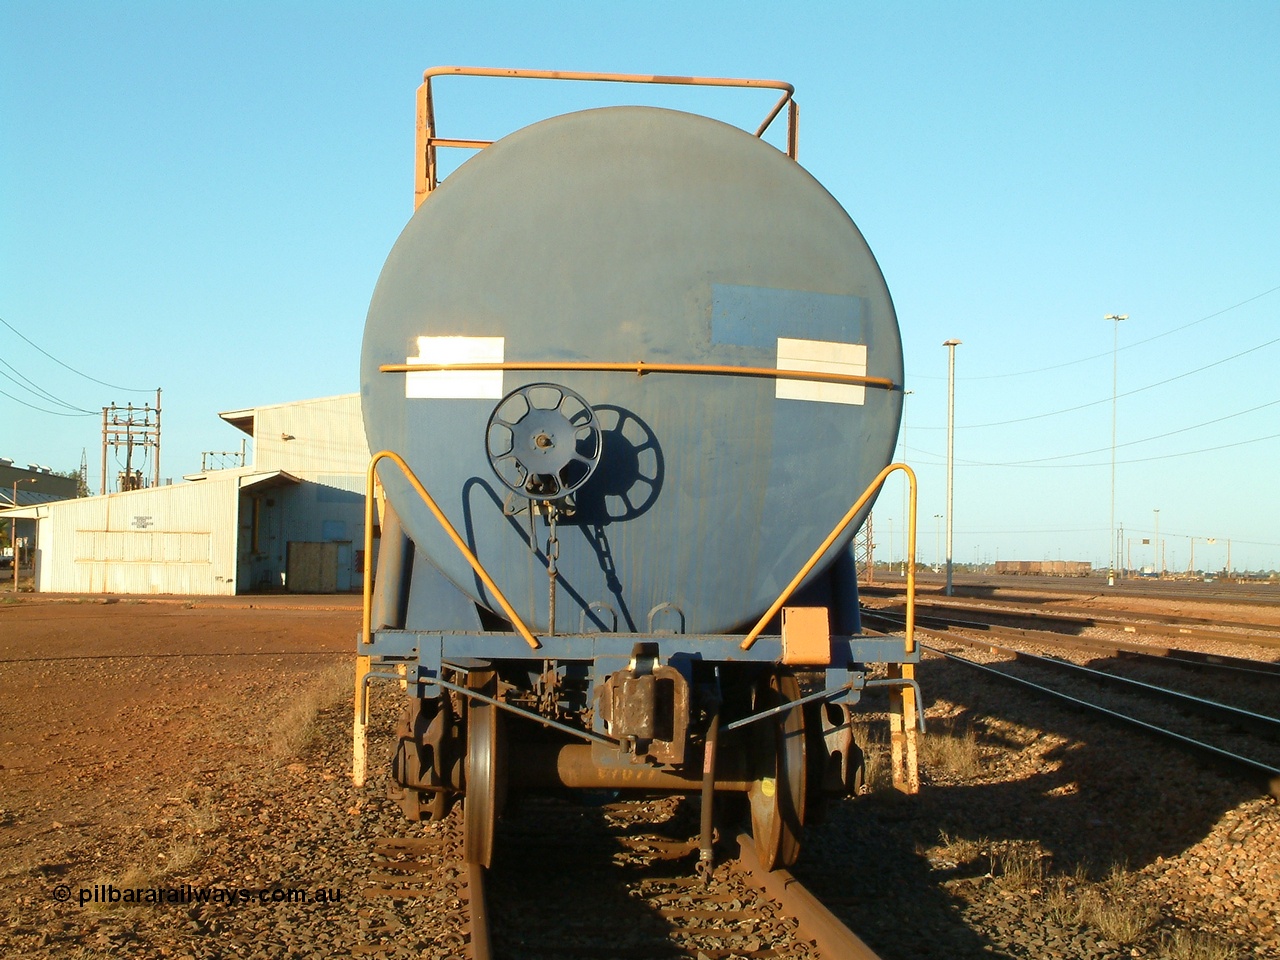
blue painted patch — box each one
[711,284,866,348]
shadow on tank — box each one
[571,404,664,526]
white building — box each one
[1,395,370,595]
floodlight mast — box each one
[1105,314,1127,586]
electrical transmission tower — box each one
[856,512,875,584]
[77,449,90,498]
[101,390,162,494]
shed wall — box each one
[34,480,238,594]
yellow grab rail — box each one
[361,450,541,651]
[381,359,899,392]
[740,462,917,653]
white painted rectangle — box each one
[406,336,505,399]
[776,337,868,405]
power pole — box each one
[101,389,162,493]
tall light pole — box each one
[1153,508,1160,578]
[934,514,943,572]
[1105,314,1127,586]
[943,339,961,595]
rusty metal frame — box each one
[416,66,799,207]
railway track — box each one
[863,587,1280,650]
[865,604,1280,678]
[897,574,1280,607]
[360,799,881,959]
[863,609,1280,799]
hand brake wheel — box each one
[485,383,602,499]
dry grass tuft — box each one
[851,724,893,793]
[933,830,985,866]
[161,838,201,874]
[85,865,160,914]
[921,720,982,780]
[266,662,354,759]
[1044,865,1157,944]
[1157,928,1237,960]
[990,840,1048,890]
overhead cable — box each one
[0,315,152,393]
[908,430,1280,468]
[0,387,97,417]
[911,282,1280,382]
[989,398,1280,465]
[0,357,97,413]
[916,334,1280,430]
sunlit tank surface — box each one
[361,106,902,635]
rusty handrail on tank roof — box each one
[740,462,918,653]
[381,360,899,392]
[360,450,541,652]
[417,66,799,206]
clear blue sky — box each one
[2,1,1277,572]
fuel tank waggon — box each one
[354,67,922,874]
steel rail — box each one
[933,596,1280,649]
[734,832,884,960]
[899,575,1280,609]
[922,643,1280,799]
[864,605,1280,678]
[863,586,1280,640]
[905,622,1280,740]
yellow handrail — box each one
[740,462,917,653]
[381,359,899,392]
[361,450,541,651]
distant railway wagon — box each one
[995,560,1093,577]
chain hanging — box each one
[545,505,559,636]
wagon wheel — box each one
[463,680,506,867]
[746,671,807,870]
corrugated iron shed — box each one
[4,394,370,595]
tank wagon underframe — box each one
[355,447,923,873]
[355,67,922,874]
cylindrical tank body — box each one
[361,106,902,635]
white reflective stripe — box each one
[776,337,867,405]
[405,336,505,399]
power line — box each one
[990,397,1280,465]
[0,387,97,417]
[910,429,1280,468]
[912,282,1280,382]
[914,334,1280,430]
[0,357,96,413]
[0,315,152,393]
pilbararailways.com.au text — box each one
[55,884,343,908]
